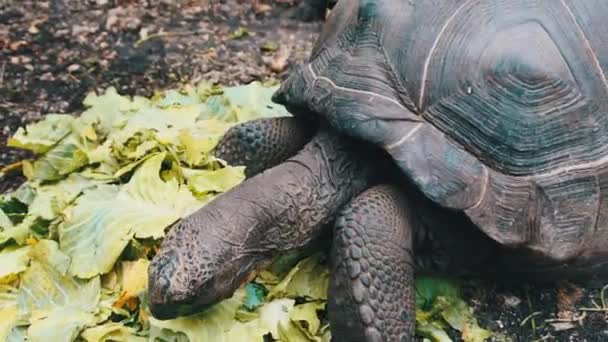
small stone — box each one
[67,64,81,72]
[9,40,27,51]
[39,72,54,81]
[551,321,577,331]
[502,294,521,307]
[28,25,39,34]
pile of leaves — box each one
[0,82,492,341]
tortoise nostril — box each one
[147,278,179,320]
[148,273,170,303]
[147,249,187,319]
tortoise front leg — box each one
[328,184,416,342]
[214,117,315,178]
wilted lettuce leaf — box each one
[148,288,247,342]
[17,240,101,313]
[243,283,268,312]
[178,120,232,167]
[7,114,75,154]
[235,298,295,339]
[440,298,492,342]
[0,245,31,280]
[95,288,123,323]
[29,239,71,274]
[108,106,199,146]
[288,301,326,338]
[22,134,91,182]
[148,288,312,342]
[267,253,330,301]
[110,258,150,312]
[119,258,149,298]
[200,82,288,122]
[0,285,19,341]
[0,305,19,342]
[59,153,200,278]
[16,240,101,340]
[415,276,492,342]
[220,82,289,121]
[27,307,98,342]
[0,210,13,231]
[416,320,453,342]
[81,322,146,342]
[0,196,28,227]
[0,285,18,309]
[27,173,104,222]
[416,276,461,311]
[183,166,245,197]
[80,87,149,136]
[0,217,32,246]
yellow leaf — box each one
[81,322,146,342]
[0,245,32,279]
[112,293,139,312]
[120,259,149,296]
[0,306,18,341]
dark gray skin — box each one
[148,118,384,318]
[148,116,495,340]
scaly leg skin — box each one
[328,185,415,342]
[148,125,382,319]
[214,117,315,177]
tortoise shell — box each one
[272,0,608,263]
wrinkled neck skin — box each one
[148,124,387,319]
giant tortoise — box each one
[147,0,608,340]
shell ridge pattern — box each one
[591,173,602,242]
[379,44,416,113]
[308,64,410,113]
[307,0,417,118]
[384,123,423,150]
[559,0,608,94]
[418,0,473,111]
[470,165,490,210]
[415,0,608,178]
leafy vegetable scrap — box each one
[0,81,492,341]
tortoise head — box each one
[147,211,262,320]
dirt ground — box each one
[1,1,608,341]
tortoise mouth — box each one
[147,255,262,320]
[148,297,215,320]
